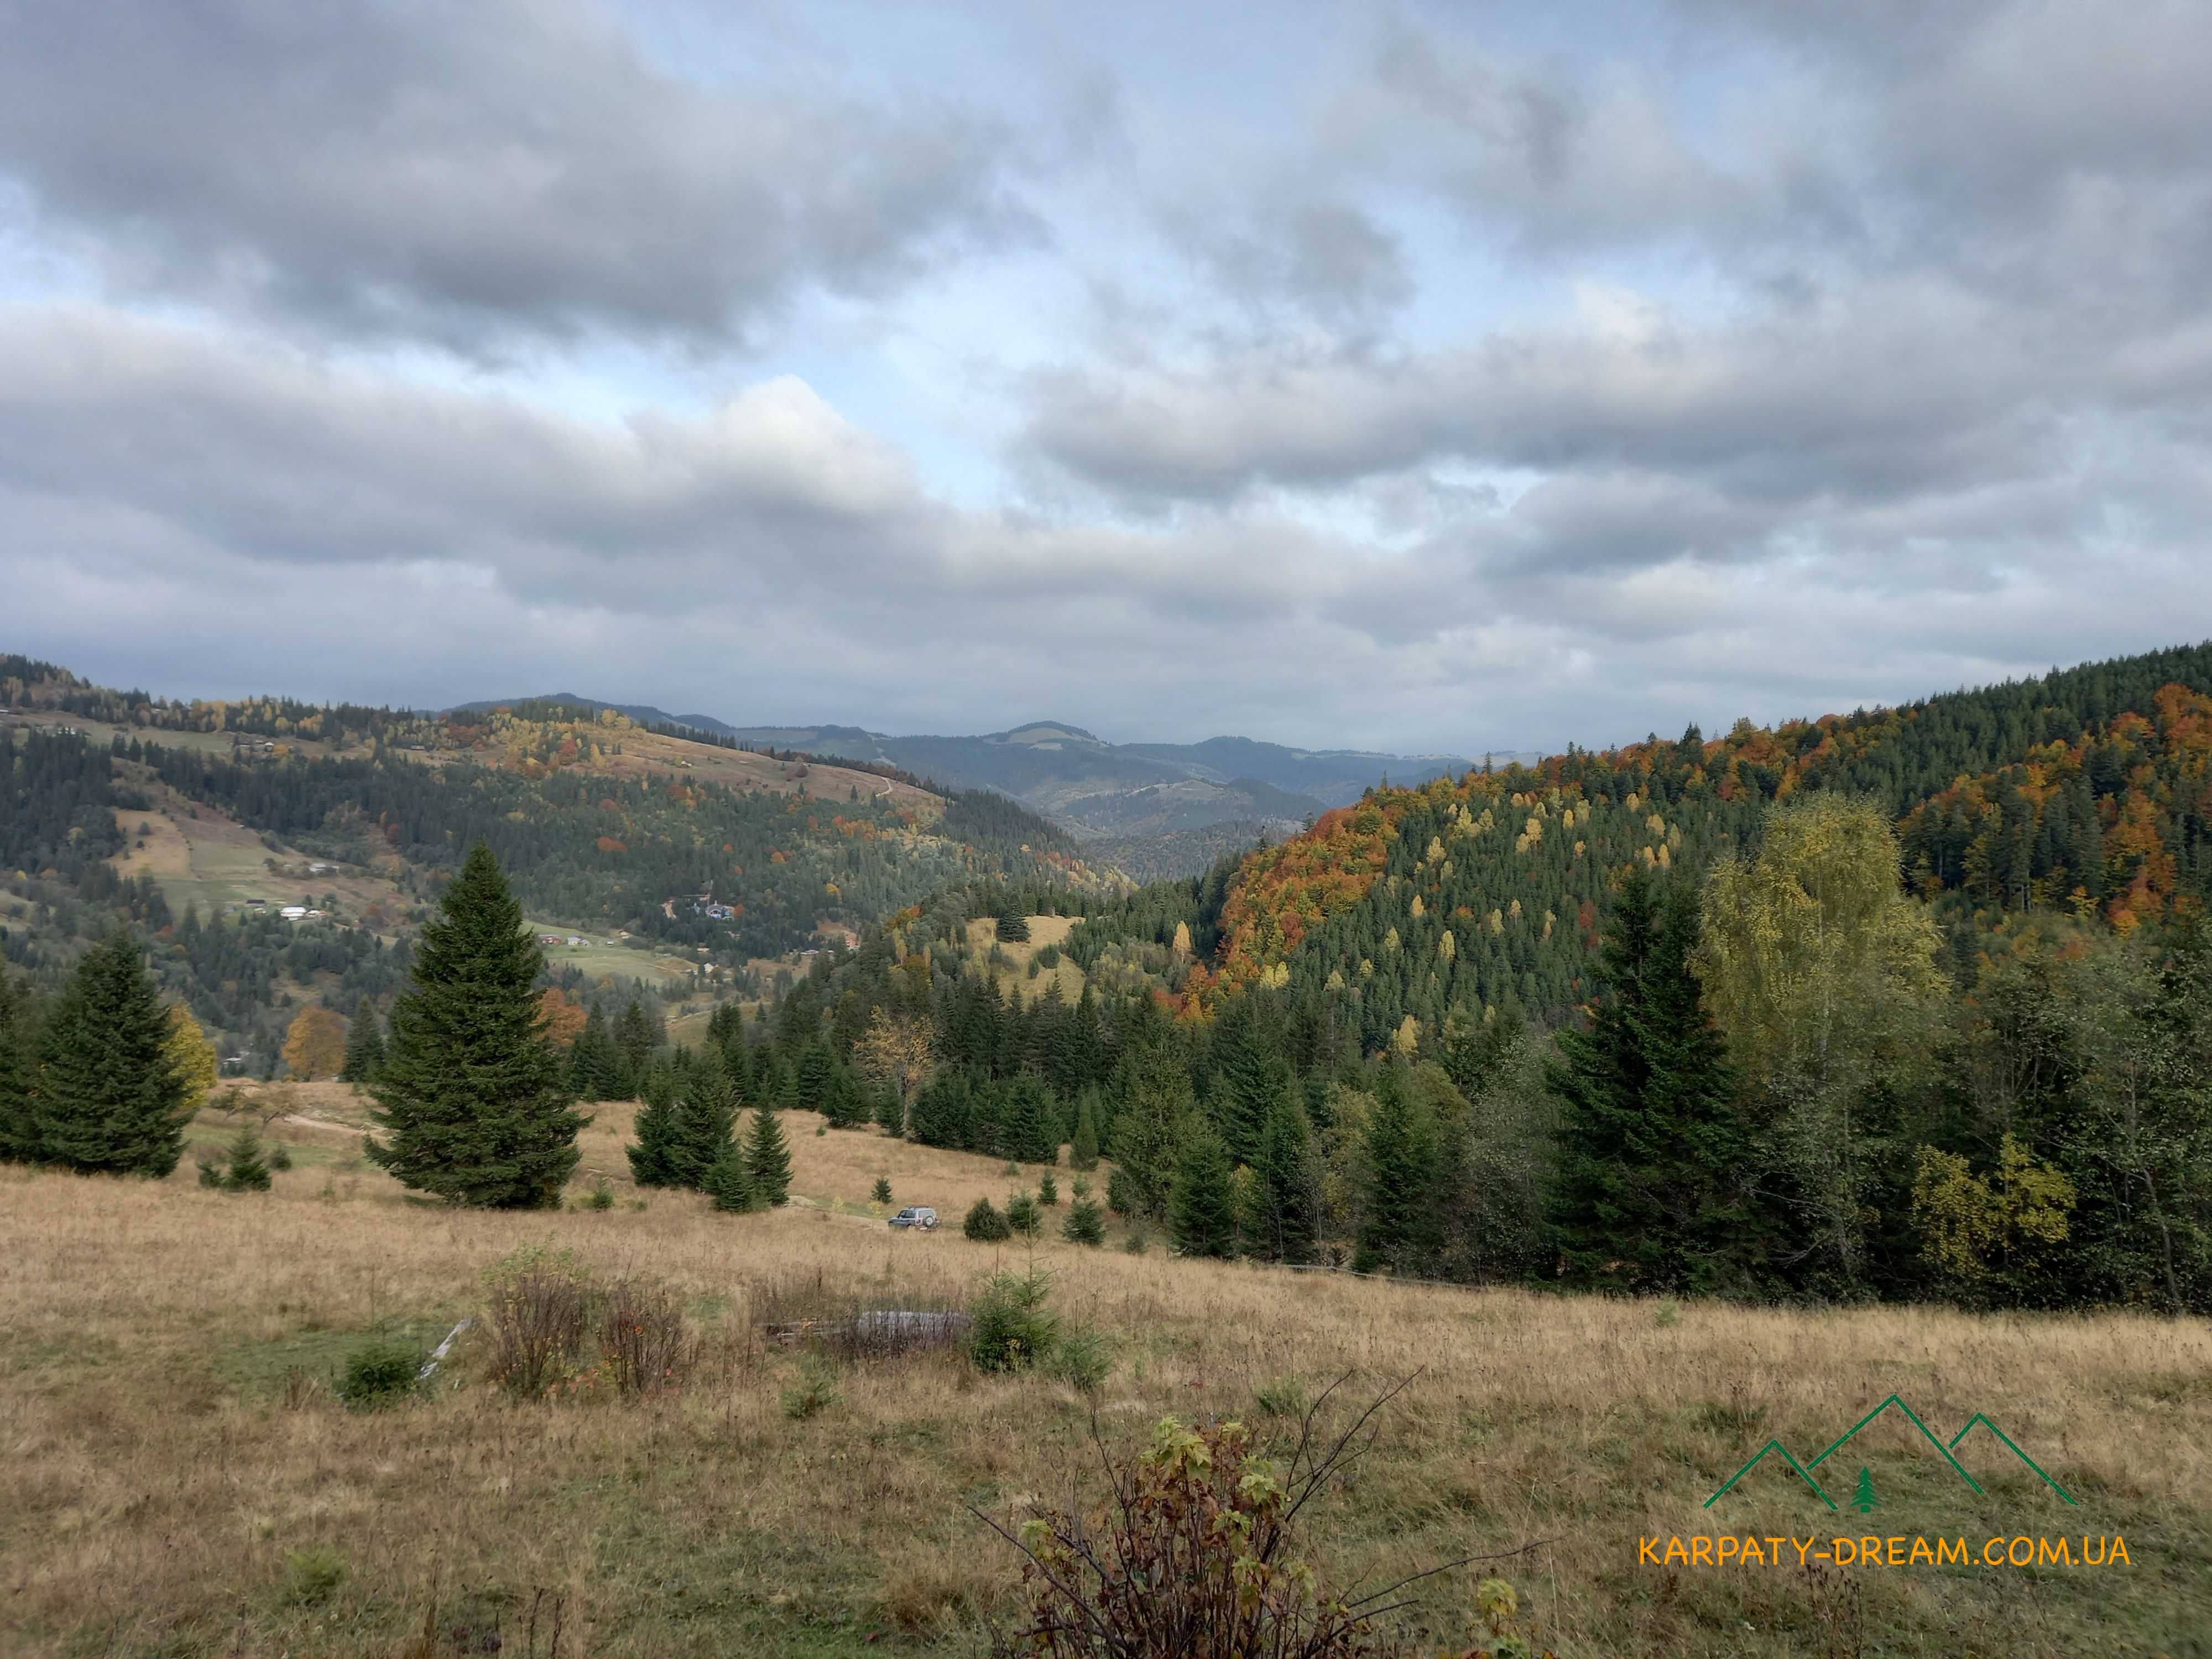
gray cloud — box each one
[0,0,1031,348]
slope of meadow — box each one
[3,1100,2208,1658]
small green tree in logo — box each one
[1853,1467,1879,1514]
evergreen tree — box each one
[999,1074,1062,1165]
[1108,1043,1193,1221]
[200,1123,272,1192]
[1356,1063,1436,1274]
[669,1065,738,1189]
[365,842,586,1208]
[1062,1196,1106,1245]
[744,1105,792,1206]
[1547,869,1751,1292]
[794,1040,834,1114]
[33,933,191,1177]
[1171,1121,1239,1259]
[994,906,1030,944]
[0,972,37,1162]
[1253,1091,1320,1264]
[872,1175,893,1206]
[614,998,660,1079]
[1070,1089,1101,1170]
[340,1006,387,1083]
[627,1081,683,1187]
[1208,998,1286,1166]
[702,1136,757,1212]
[964,1195,1011,1240]
[567,1004,624,1102]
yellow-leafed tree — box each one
[283,1005,348,1081]
[163,1004,219,1108]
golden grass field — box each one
[4,1090,2209,1658]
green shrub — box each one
[872,1176,893,1206]
[336,1335,422,1411]
[1005,1191,1042,1237]
[1048,1326,1113,1392]
[586,1178,615,1211]
[1035,945,1061,969]
[1061,1198,1106,1246]
[1254,1376,1308,1418]
[269,1141,294,1173]
[1123,1221,1150,1255]
[199,1125,273,1192]
[279,1546,348,1607]
[964,1197,1012,1242]
[781,1353,842,1420]
[1037,1171,1058,1206]
[968,1267,1059,1373]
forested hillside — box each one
[3,658,1104,1068]
[754,642,2212,1316]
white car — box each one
[888,1207,938,1230]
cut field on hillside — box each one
[3,1108,2208,1659]
[108,796,414,924]
[961,914,1086,1004]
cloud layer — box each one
[2,0,2208,752]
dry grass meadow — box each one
[4,1090,2209,1658]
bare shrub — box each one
[482,1245,598,1400]
[980,1376,1551,1658]
[599,1275,694,1397]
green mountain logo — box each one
[1704,1395,2077,1511]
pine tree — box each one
[994,906,1030,944]
[1356,1063,1436,1274]
[614,998,661,1079]
[340,1006,387,1083]
[872,1176,893,1206]
[669,1066,738,1189]
[33,933,191,1177]
[1853,1467,1879,1514]
[365,842,586,1208]
[1253,1091,1320,1264]
[702,1136,756,1212]
[1208,998,1285,1166]
[744,1105,792,1206]
[1171,1121,1239,1259]
[999,1074,1062,1165]
[1547,870,1752,1292]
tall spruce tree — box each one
[365,842,586,1208]
[1171,1121,1239,1258]
[627,1077,683,1187]
[1356,1063,1436,1274]
[1546,869,1750,1292]
[1070,1091,1101,1170]
[794,1040,834,1114]
[1253,1091,1320,1264]
[614,998,660,1081]
[744,1104,792,1206]
[33,933,191,1177]
[669,1066,738,1188]
[340,1006,387,1083]
[0,972,35,1163]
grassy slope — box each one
[2,1102,2207,1659]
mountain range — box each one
[455,698,1527,838]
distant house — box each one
[309,861,335,875]
[246,898,267,907]
[566,936,586,947]
[538,934,564,946]
[280,905,307,920]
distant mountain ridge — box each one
[448,694,739,738]
[456,698,1524,839]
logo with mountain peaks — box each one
[1704,1394,2077,1511]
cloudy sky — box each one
[3,0,2208,754]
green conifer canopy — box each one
[366,842,586,1207]
[33,932,190,1177]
